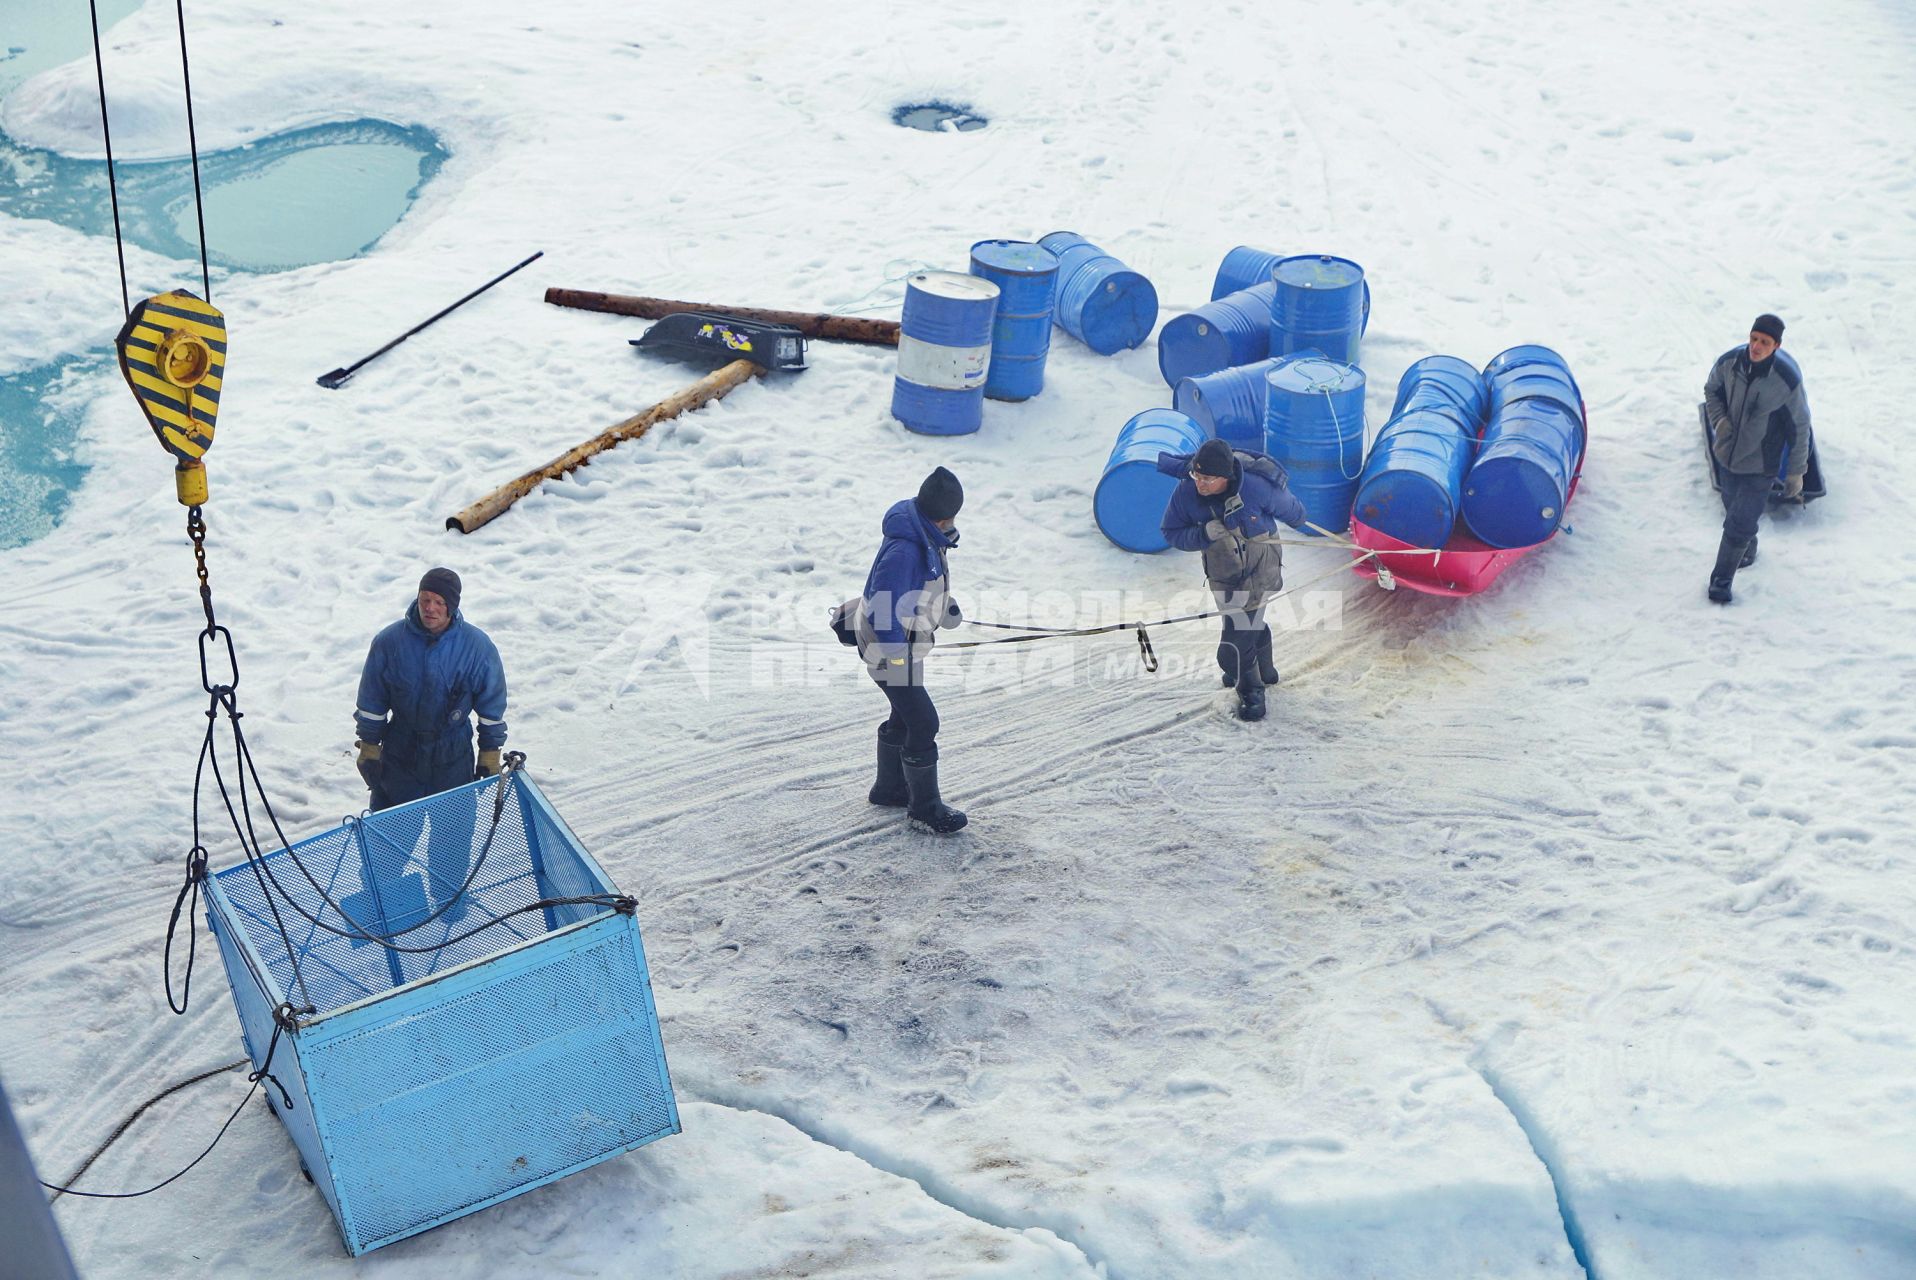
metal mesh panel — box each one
[306,922,678,1251]
[212,774,611,1016]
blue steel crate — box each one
[203,772,679,1256]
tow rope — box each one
[937,529,1440,672]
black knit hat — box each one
[1752,313,1785,343]
[915,466,964,522]
[419,566,462,614]
[1191,438,1235,478]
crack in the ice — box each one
[692,1087,1112,1276]
[1471,1060,1597,1280]
[1425,1001,1596,1280]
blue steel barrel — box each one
[1214,244,1370,333]
[1391,355,1487,424]
[1353,409,1476,549]
[1174,357,1280,451]
[1038,231,1159,355]
[1487,363,1582,421]
[1264,356,1366,535]
[1212,246,1287,299]
[1157,281,1277,387]
[1484,343,1580,392]
[1461,399,1584,548]
[968,239,1059,402]
[1270,255,1367,365]
[891,270,1000,435]
[1093,408,1209,553]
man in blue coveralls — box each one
[353,567,509,918]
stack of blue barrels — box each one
[1039,231,1159,355]
[1264,355,1367,534]
[1213,246,1371,336]
[1460,345,1586,548]
[968,239,1060,401]
[1352,356,1488,548]
[1090,245,1374,551]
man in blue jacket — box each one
[1160,438,1309,722]
[354,567,509,915]
[1701,312,1812,603]
[854,467,967,834]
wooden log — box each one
[544,287,900,346]
[447,359,762,534]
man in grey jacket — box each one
[1702,313,1811,603]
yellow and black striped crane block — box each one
[114,290,227,505]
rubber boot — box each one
[1255,628,1280,687]
[868,725,909,807]
[901,747,967,834]
[1740,535,1758,569]
[1707,534,1745,604]
[1234,666,1267,722]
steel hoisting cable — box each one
[42,1058,246,1201]
[42,1008,298,1200]
[172,0,212,300]
[86,0,130,316]
[213,690,632,954]
[169,512,632,1018]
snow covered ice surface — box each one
[3,0,1915,1276]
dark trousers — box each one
[1720,471,1770,545]
[1217,604,1269,688]
[877,681,940,755]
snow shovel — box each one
[627,311,808,372]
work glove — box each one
[1784,474,1804,500]
[476,749,503,779]
[355,741,382,789]
[1204,518,1229,542]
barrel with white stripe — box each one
[891,271,1000,435]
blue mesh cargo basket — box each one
[203,771,679,1256]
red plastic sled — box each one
[1348,404,1586,597]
